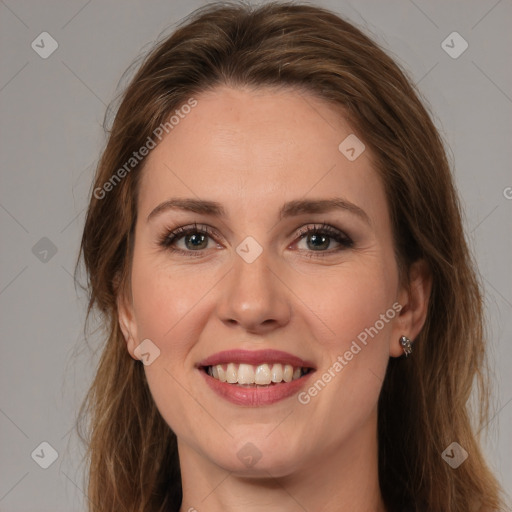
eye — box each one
[158,223,219,256]
[293,223,353,257]
[157,222,353,258]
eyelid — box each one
[158,222,220,247]
[292,223,354,252]
[294,222,351,240]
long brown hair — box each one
[75,2,509,511]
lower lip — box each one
[199,369,315,406]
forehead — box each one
[137,85,386,223]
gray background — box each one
[0,0,511,510]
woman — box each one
[75,2,508,511]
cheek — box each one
[301,259,397,351]
[130,246,211,348]
[129,255,218,437]
[294,259,397,417]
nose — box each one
[215,247,291,334]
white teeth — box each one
[226,363,237,384]
[283,364,293,383]
[237,363,254,384]
[254,363,271,385]
[207,362,307,385]
[271,363,283,382]
[216,365,226,382]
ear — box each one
[389,259,432,358]
[116,280,139,361]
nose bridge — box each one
[216,241,290,331]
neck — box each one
[177,410,386,512]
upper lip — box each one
[197,349,316,369]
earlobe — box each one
[116,290,139,360]
[390,259,432,358]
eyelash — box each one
[157,222,354,259]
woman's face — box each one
[118,85,418,476]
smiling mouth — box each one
[201,362,314,387]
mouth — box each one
[197,349,316,405]
[200,363,314,386]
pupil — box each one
[186,233,206,249]
[309,233,328,250]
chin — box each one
[205,432,306,477]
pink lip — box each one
[197,349,316,406]
[199,369,315,406]
[197,349,315,369]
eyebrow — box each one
[147,197,370,225]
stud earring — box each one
[399,335,413,357]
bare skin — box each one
[117,85,431,512]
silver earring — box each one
[400,335,413,357]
